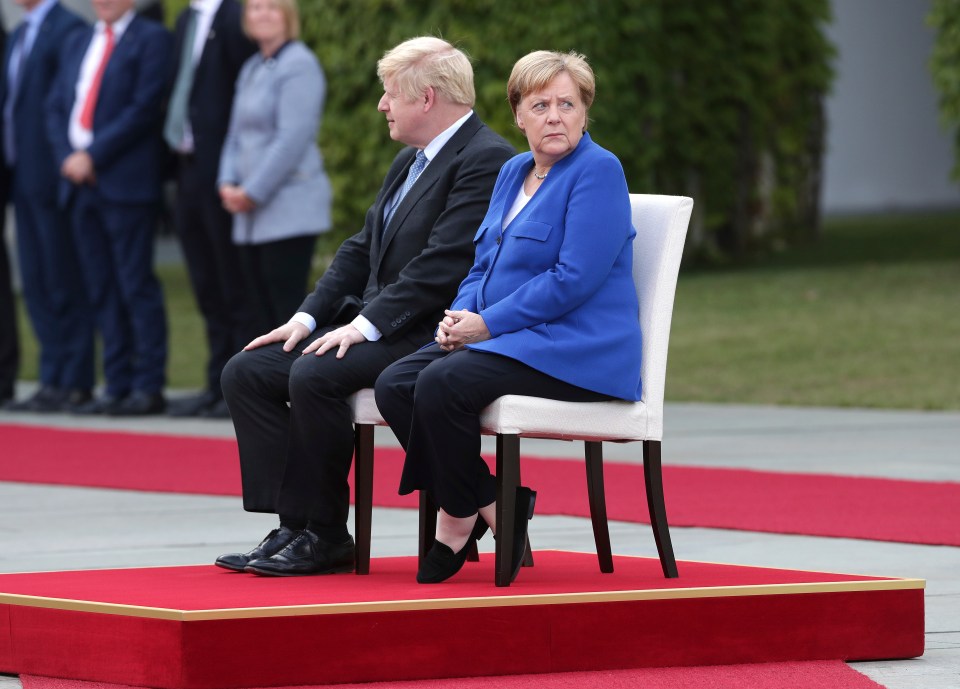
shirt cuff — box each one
[351,314,382,341]
[290,312,316,333]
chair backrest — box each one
[630,194,693,440]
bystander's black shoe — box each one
[167,390,220,418]
[245,530,355,576]
[72,394,126,415]
[109,391,165,416]
[216,526,299,572]
[60,388,93,413]
[199,398,230,419]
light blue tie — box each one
[163,9,199,150]
[384,150,427,228]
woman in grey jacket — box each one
[218,0,332,333]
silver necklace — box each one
[533,168,548,180]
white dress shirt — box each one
[68,10,136,151]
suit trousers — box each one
[12,192,94,390]
[0,218,18,399]
[375,344,613,518]
[221,327,428,535]
[237,234,317,336]
[71,187,167,396]
[174,156,257,396]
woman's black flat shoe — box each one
[417,516,489,584]
[510,486,537,583]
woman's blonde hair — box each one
[377,36,475,107]
[243,0,300,42]
[507,50,595,127]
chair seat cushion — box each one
[349,389,652,442]
[479,395,649,442]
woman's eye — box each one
[560,101,575,111]
[532,103,546,112]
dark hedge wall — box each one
[167,0,834,261]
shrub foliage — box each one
[930,0,960,181]
[166,0,834,261]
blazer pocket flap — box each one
[510,221,552,241]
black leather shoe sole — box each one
[510,487,537,583]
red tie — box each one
[79,25,115,130]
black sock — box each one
[279,516,307,531]
[306,521,351,544]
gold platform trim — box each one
[0,552,925,622]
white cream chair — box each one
[350,193,693,586]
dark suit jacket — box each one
[47,14,173,205]
[299,113,514,344]
[169,0,255,187]
[1,3,86,201]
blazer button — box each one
[496,236,501,245]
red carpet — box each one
[3,553,917,687]
[2,423,958,546]
[21,661,888,689]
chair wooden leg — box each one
[643,440,679,578]
[495,433,520,587]
[353,423,375,575]
[418,492,437,567]
[584,441,614,573]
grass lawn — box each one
[11,211,960,410]
[668,212,960,409]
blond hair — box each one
[377,36,475,107]
[507,50,595,126]
[243,0,300,42]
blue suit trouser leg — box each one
[13,193,95,390]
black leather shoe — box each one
[244,530,355,576]
[417,517,489,584]
[510,487,537,583]
[199,397,230,419]
[60,389,93,412]
[215,526,299,572]
[72,394,125,415]
[167,390,219,417]
[5,386,65,412]
[109,391,166,416]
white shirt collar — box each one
[95,9,136,40]
[422,109,473,162]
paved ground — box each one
[1,390,958,688]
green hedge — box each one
[930,0,960,181]
[166,0,834,261]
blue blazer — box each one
[2,3,86,201]
[451,133,642,401]
[47,15,172,205]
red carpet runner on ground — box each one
[2,423,958,545]
[20,660,888,689]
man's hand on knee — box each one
[244,321,311,352]
[303,324,367,359]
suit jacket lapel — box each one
[378,113,483,255]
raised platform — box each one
[0,551,923,688]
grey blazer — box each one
[218,41,332,245]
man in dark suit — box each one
[216,36,514,576]
[2,0,93,412]
[0,28,17,407]
[163,0,257,419]
[46,0,173,415]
